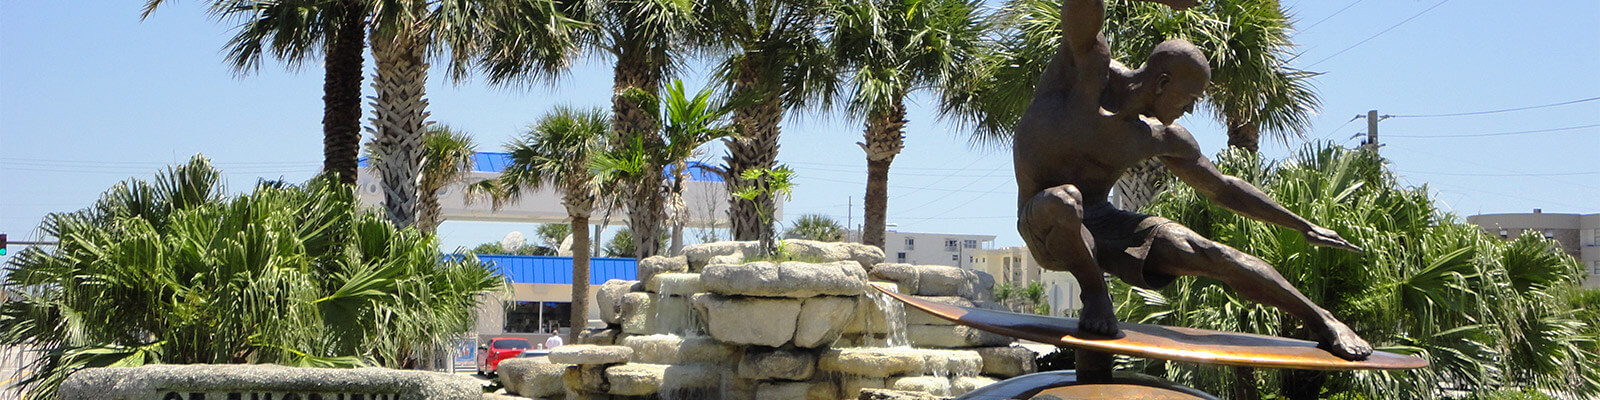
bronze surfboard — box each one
[873,285,1428,371]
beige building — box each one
[1467,210,1600,289]
[969,247,1084,317]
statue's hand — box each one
[1305,225,1363,253]
[1151,0,1199,10]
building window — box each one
[505,301,570,334]
[963,239,978,249]
[951,254,959,261]
[1593,260,1600,275]
[1543,229,1556,239]
[897,252,907,263]
[1592,228,1600,246]
[1003,257,1012,269]
[905,238,915,250]
[944,239,959,251]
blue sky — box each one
[2,0,1596,258]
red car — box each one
[476,337,533,375]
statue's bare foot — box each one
[1316,319,1372,360]
[1078,299,1120,337]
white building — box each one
[969,247,1083,317]
[1468,210,1600,289]
[864,228,996,269]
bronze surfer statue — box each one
[1013,0,1372,360]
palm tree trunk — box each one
[613,46,666,257]
[724,64,783,241]
[417,186,443,234]
[322,0,366,185]
[860,102,907,249]
[1227,119,1261,153]
[370,30,432,229]
[628,184,664,259]
[569,214,591,343]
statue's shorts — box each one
[1082,202,1179,290]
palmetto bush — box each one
[0,157,504,399]
[1114,144,1598,399]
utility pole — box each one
[1355,110,1393,152]
[846,197,853,242]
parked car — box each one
[475,337,533,375]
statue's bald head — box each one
[1134,39,1210,124]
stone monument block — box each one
[59,365,480,400]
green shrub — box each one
[0,157,505,399]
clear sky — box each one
[2,0,1597,260]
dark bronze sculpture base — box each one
[957,370,1219,400]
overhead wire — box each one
[1387,96,1600,118]
[1305,0,1450,68]
[1297,0,1364,33]
[1385,123,1599,138]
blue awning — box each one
[360,153,723,182]
[474,254,637,285]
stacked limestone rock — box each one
[493,240,1037,400]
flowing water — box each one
[864,283,911,348]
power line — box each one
[1298,0,1364,33]
[1305,0,1449,68]
[1386,123,1599,138]
[1387,96,1600,118]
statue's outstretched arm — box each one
[1158,126,1364,253]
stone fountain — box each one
[493,239,1035,400]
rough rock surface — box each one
[595,279,639,325]
[757,381,837,400]
[496,358,569,398]
[908,324,1013,348]
[818,348,927,377]
[738,347,818,381]
[914,265,976,297]
[841,376,888,399]
[604,363,667,396]
[548,345,633,365]
[618,335,736,365]
[858,389,940,400]
[562,365,609,394]
[619,292,657,335]
[974,346,1038,378]
[889,376,952,397]
[637,256,688,288]
[693,293,802,347]
[904,296,1006,325]
[795,296,859,348]
[59,365,481,400]
[868,263,920,294]
[783,239,887,270]
[701,261,868,298]
[683,241,761,270]
[578,327,620,345]
[916,349,984,376]
[646,273,702,296]
[660,363,726,395]
[951,376,1000,396]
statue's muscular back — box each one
[1012,47,1172,207]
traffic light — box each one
[1,233,7,256]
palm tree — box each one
[1116,144,1599,399]
[0,157,503,399]
[658,81,737,255]
[481,0,701,257]
[415,125,478,234]
[142,0,370,184]
[831,0,992,248]
[474,106,611,342]
[784,213,845,241]
[944,0,1318,210]
[700,0,837,242]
